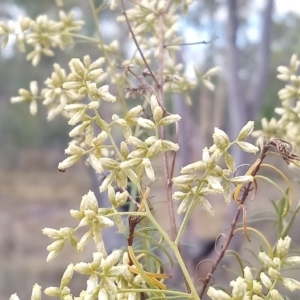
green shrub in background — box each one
[2,0,300,299]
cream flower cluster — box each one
[208,236,300,300]
[59,94,180,186]
[0,11,84,66]
[173,121,258,215]
[252,54,300,150]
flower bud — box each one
[99,158,119,170]
[126,105,143,118]
[207,175,223,192]
[230,175,253,184]
[276,236,291,258]
[133,274,144,286]
[63,81,83,90]
[243,266,253,283]
[20,17,32,31]
[230,277,246,299]
[77,231,92,252]
[31,284,41,300]
[161,140,179,152]
[277,66,290,74]
[61,264,74,287]
[181,161,205,174]
[269,289,284,300]
[30,81,38,96]
[115,190,129,206]
[252,296,264,300]
[172,175,195,185]
[69,121,90,137]
[113,214,126,233]
[86,69,104,81]
[74,262,92,274]
[99,173,114,192]
[284,256,300,266]
[207,287,231,300]
[70,58,85,77]
[236,141,259,154]
[172,191,188,201]
[42,228,61,239]
[107,185,116,203]
[282,278,300,291]
[91,252,103,270]
[60,227,74,237]
[142,158,155,181]
[98,215,114,227]
[153,106,163,123]
[260,272,272,288]
[89,154,104,173]
[237,121,255,140]
[277,73,290,81]
[98,288,109,300]
[202,147,217,169]
[10,294,20,300]
[252,280,262,294]
[225,152,235,172]
[213,127,230,150]
[116,171,127,188]
[145,136,157,145]
[81,190,98,211]
[127,136,147,149]
[136,117,155,129]
[87,101,99,110]
[102,250,122,273]
[159,114,181,126]
[150,94,158,111]
[259,252,274,267]
[46,250,60,262]
[268,267,281,280]
[290,54,298,71]
[147,139,162,158]
[120,141,129,158]
[177,195,191,214]
[44,287,60,297]
[205,66,221,77]
[70,209,83,220]
[61,286,70,296]
[47,239,64,252]
[120,158,142,169]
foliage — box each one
[2,0,300,299]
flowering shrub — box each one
[2,0,300,299]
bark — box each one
[224,0,274,255]
[225,0,247,166]
[247,0,274,120]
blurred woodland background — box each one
[1,0,300,299]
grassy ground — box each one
[1,153,300,299]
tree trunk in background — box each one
[225,0,247,166]
[224,0,274,251]
[247,0,274,121]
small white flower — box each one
[276,236,291,258]
[207,286,231,300]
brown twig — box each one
[164,36,219,48]
[121,0,159,88]
[199,138,300,297]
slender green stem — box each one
[118,288,193,298]
[175,173,208,245]
[174,199,197,246]
[67,33,99,43]
[144,201,200,300]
